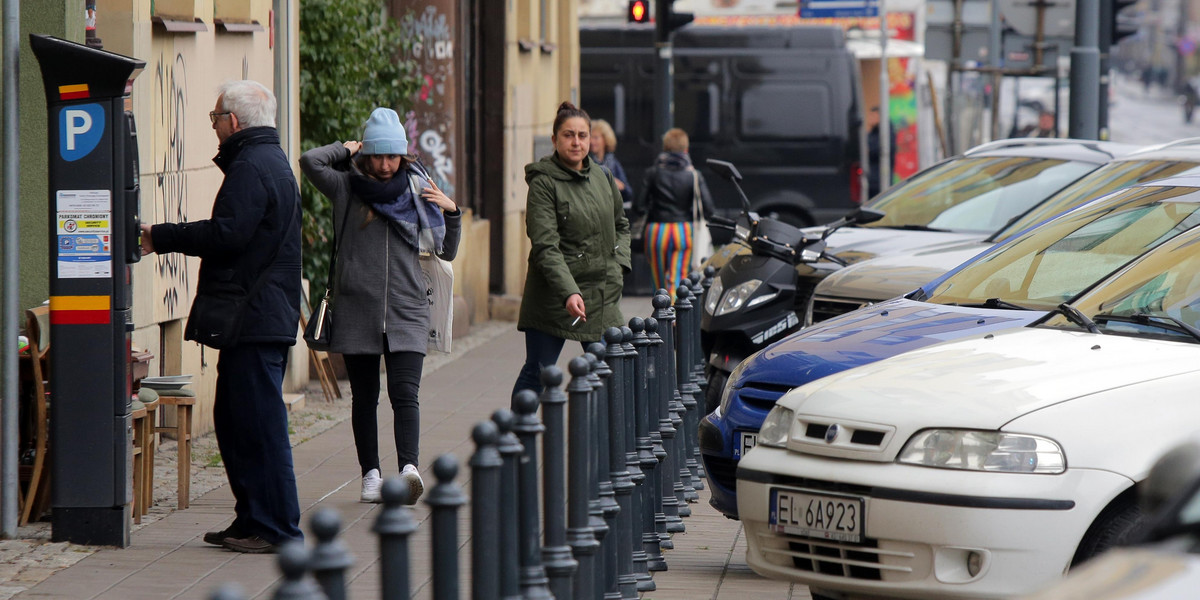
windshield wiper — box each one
[1051,302,1100,333]
[1093,313,1200,343]
[960,297,1031,310]
[882,224,951,232]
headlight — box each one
[758,406,795,448]
[897,430,1066,474]
[715,279,763,316]
[705,276,724,315]
[717,358,753,415]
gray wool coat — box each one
[300,142,461,355]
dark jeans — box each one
[512,329,592,398]
[213,342,303,545]
[344,351,425,475]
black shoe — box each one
[203,525,245,546]
[222,534,277,554]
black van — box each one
[581,24,865,227]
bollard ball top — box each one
[704,265,716,277]
[620,325,633,342]
[604,326,623,344]
[310,507,341,542]
[539,364,563,388]
[652,294,671,309]
[655,288,670,297]
[491,408,514,433]
[208,583,245,600]
[276,540,309,579]
[676,285,692,300]
[568,355,590,377]
[629,316,644,332]
[583,353,599,372]
[644,317,658,334]
[433,453,459,482]
[587,341,606,360]
[381,476,412,506]
[513,389,539,415]
[472,420,499,446]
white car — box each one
[737,210,1200,599]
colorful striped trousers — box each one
[644,221,693,297]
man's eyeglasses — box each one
[209,111,232,124]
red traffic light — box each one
[628,0,649,23]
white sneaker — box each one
[401,464,424,505]
[360,468,383,503]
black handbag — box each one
[303,197,351,351]
[184,206,297,350]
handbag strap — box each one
[324,193,353,294]
[691,169,704,223]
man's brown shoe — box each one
[222,535,277,554]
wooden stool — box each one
[154,388,196,510]
[131,387,160,523]
[130,399,148,523]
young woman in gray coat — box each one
[300,107,461,504]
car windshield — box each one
[926,185,1200,310]
[1042,230,1200,341]
[996,159,1200,240]
[861,156,1096,232]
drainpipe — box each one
[2,0,21,539]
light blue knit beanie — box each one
[361,107,408,155]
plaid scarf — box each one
[350,164,446,254]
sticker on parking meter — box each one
[58,103,105,162]
[56,190,112,278]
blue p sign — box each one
[59,103,105,162]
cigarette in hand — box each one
[571,316,582,327]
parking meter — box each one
[30,34,144,547]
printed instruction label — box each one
[56,189,112,278]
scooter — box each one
[700,159,883,412]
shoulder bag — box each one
[303,198,352,351]
[185,204,298,350]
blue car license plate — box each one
[769,487,864,543]
[734,431,758,459]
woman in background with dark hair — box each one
[512,102,632,397]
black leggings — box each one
[343,351,424,476]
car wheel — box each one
[705,368,728,414]
[1071,495,1144,566]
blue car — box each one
[699,176,1200,518]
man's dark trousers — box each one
[213,342,303,544]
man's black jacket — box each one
[151,126,302,346]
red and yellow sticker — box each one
[58,83,90,101]
[49,295,110,325]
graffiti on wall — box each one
[152,52,189,317]
[404,6,456,197]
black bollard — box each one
[685,274,708,490]
[471,421,503,600]
[538,366,578,600]
[567,357,601,600]
[493,409,523,600]
[647,302,675,554]
[643,316,672,568]
[674,286,700,506]
[602,330,638,600]
[654,294,685,535]
[209,583,246,600]
[309,508,353,600]
[628,319,662,582]
[427,454,468,600]
[272,541,323,600]
[512,390,553,600]
[584,353,612,550]
[587,342,621,600]
[375,478,417,600]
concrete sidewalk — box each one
[14,297,808,599]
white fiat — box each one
[737,214,1200,599]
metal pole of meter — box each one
[879,0,890,191]
[1,0,19,539]
[989,0,1002,141]
[1068,0,1100,139]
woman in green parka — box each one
[512,102,632,397]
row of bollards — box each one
[211,272,715,600]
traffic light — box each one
[655,0,694,42]
[628,0,650,24]
[1112,0,1140,46]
